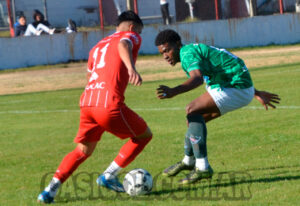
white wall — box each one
[1,13,300,70]
[14,0,99,27]
[13,0,176,27]
[0,31,107,69]
[141,13,300,54]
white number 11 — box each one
[92,43,109,70]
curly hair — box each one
[155,29,181,46]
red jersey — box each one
[80,31,142,108]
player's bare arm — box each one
[254,89,281,110]
[118,39,142,86]
[156,69,203,99]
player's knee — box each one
[135,127,153,140]
[78,147,93,156]
[77,142,97,156]
[186,103,197,115]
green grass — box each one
[228,42,300,52]
[0,29,11,38]
[0,60,299,206]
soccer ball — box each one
[123,168,153,196]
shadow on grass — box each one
[52,164,300,203]
[150,164,300,200]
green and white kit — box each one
[180,44,254,114]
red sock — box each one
[54,147,90,183]
[114,136,152,168]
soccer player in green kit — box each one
[155,29,280,184]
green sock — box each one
[186,114,207,158]
[184,134,194,156]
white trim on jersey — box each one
[96,90,101,107]
[81,91,87,107]
[120,38,133,48]
[120,108,137,137]
[104,91,109,108]
[88,91,93,106]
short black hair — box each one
[155,29,181,46]
[116,10,143,27]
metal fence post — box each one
[98,0,104,30]
[43,0,48,20]
[11,0,15,23]
[279,0,284,14]
[249,0,257,17]
[6,0,14,37]
[134,0,138,14]
[214,0,219,20]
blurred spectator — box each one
[32,9,55,35]
[66,19,77,33]
[14,15,43,37]
[296,0,300,13]
[114,0,122,15]
[160,0,171,25]
[14,13,55,37]
[14,15,27,36]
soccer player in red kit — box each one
[38,11,152,203]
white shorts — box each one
[206,86,254,115]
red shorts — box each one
[74,106,148,143]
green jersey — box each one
[180,44,253,89]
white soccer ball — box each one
[123,168,153,196]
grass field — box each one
[0,47,300,206]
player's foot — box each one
[162,161,194,177]
[178,166,214,185]
[96,174,125,192]
[37,190,54,204]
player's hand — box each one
[254,90,281,110]
[156,85,175,99]
[128,69,142,86]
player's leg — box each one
[38,142,97,203]
[113,127,152,168]
[98,127,152,192]
[177,91,219,184]
[38,108,103,203]
[163,92,219,178]
[96,106,152,192]
[202,112,221,123]
[185,91,220,172]
[53,141,97,182]
[179,87,254,184]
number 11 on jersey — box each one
[92,43,110,71]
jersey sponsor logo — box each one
[89,72,99,82]
[85,81,106,90]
